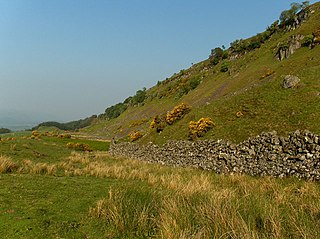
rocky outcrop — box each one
[285,9,310,31]
[283,75,301,88]
[110,130,320,180]
[275,35,305,61]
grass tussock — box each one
[89,187,158,238]
[2,150,320,238]
[0,155,18,173]
[20,160,57,175]
[83,153,320,238]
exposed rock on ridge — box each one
[275,34,305,61]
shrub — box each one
[31,131,41,140]
[303,34,314,47]
[189,77,200,90]
[189,118,214,139]
[220,61,229,72]
[129,131,143,142]
[58,134,72,139]
[150,115,166,133]
[313,28,320,44]
[166,103,191,125]
[209,47,229,65]
[67,142,92,152]
[210,57,220,66]
[32,131,39,137]
[260,69,275,79]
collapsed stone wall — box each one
[110,130,320,180]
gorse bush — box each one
[58,134,72,139]
[32,131,39,137]
[189,117,214,139]
[128,131,143,142]
[166,103,191,125]
[66,142,92,152]
[31,131,41,140]
[260,69,275,80]
[150,115,167,133]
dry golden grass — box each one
[0,155,18,173]
[87,152,320,238]
[68,151,91,164]
[31,162,56,175]
[89,188,156,237]
[2,150,320,238]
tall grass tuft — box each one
[89,187,158,238]
[0,155,18,173]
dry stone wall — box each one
[110,130,320,180]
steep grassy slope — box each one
[83,2,320,144]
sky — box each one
[0,0,315,123]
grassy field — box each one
[1,132,320,238]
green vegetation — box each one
[166,103,191,125]
[280,1,310,26]
[220,61,229,72]
[81,1,320,144]
[128,131,143,142]
[2,4,320,236]
[0,128,11,134]
[99,88,147,120]
[33,115,97,131]
[209,47,228,66]
[1,133,320,238]
[188,117,214,139]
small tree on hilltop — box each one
[279,2,309,26]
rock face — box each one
[285,9,310,31]
[276,35,305,61]
[110,130,320,180]
[283,75,301,88]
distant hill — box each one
[32,115,97,131]
[0,110,39,131]
[81,2,320,143]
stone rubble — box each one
[110,130,320,180]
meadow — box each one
[1,131,320,238]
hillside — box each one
[83,2,320,144]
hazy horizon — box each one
[1,0,315,123]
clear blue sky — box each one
[0,0,315,122]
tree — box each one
[302,1,310,8]
[0,128,11,134]
[210,47,224,59]
[131,88,146,105]
[279,2,305,25]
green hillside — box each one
[83,2,320,144]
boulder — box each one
[283,75,300,89]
